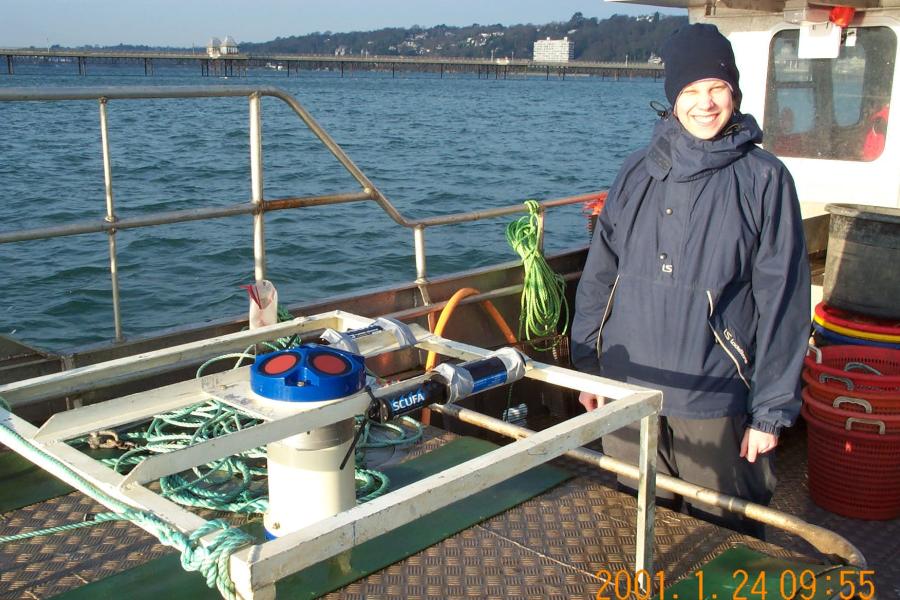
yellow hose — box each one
[425,287,517,371]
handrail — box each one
[0,85,601,342]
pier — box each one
[0,48,662,80]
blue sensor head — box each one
[250,344,366,402]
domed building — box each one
[206,36,239,58]
[221,36,239,55]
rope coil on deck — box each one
[0,399,253,600]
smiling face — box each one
[673,78,734,140]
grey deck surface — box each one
[1,423,897,600]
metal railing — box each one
[0,85,602,342]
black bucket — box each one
[824,203,900,319]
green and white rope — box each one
[0,405,253,600]
[0,511,123,543]
[506,199,569,350]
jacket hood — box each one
[645,112,763,182]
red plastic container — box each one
[803,388,900,433]
[805,345,900,391]
[803,403,900,520]
[802,370,900,414]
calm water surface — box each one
[0,64,665,349]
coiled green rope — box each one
[506,199,569,350]
[0,404,253,600]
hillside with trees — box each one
[238,12,687,62]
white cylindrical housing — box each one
[264,418,356,537]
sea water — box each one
[0,64,664,349]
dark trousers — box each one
[602,414,776,539]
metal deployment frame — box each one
[0,86,604,343]
[0,310,662,600]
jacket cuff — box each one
[750,418,781,436]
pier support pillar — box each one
[546,65,550,80]
[5,55,12,75]
[78,56,86,76]
[340,61,344,77]
[144,58,153,76]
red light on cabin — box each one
[830,6,856,28]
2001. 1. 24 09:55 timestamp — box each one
[594,567,876,600]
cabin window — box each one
[764,26,895,161]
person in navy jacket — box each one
[571,24,810,537]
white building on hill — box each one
[533,37,574,63]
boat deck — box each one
[1,420,897,599]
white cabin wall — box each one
[729,31,771,122]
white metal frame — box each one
[0,310,662,600]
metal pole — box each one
[99,98,123,341]
[430,403,867,569]
[414,225,426,283]
[635,414,658,592]
[249,92,266,281]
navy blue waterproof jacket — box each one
[571,113,810,435]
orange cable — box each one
[425,287,517,371]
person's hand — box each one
[740,428,778,463]
[578,391,606,411]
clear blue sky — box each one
[1,1,683,48]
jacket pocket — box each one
[706,290,753,389]
[595,274,621,361]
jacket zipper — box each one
[595,274,621,360]
[706,291,751,389]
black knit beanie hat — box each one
[662,23,742,108]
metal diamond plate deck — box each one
[2,423,898,600]
[322,454,808,600]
